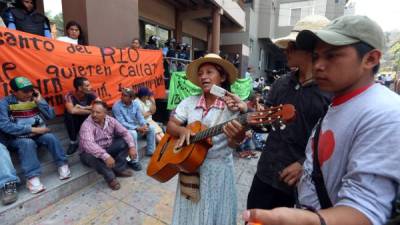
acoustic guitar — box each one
[147,104,296,183]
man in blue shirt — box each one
[112,88,156,171]
[0,77,70,194]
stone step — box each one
[0,162,101,225]
[11,119,77,180]
[1,115,151,225]
[10,116,149,182]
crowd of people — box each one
[0,1,399,225]
[0,75,165,204]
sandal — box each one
[239,151,252,159]
[107,179,121,190]
[249,151,259,159]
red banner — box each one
[0,27,165,115]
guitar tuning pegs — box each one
[279,123,286,130]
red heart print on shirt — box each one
[312,130,335,167]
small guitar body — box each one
[147,121,212,183]
[147,104,296,183]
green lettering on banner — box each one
[167,72,253,110]
[230,76,252,101]
[167,72,201,110]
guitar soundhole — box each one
[173,146,183,154]
[157,139,170,162]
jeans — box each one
[79,137,128,182]
[0,143,19,188]
[64,112,88,142]
[9,133,67,179]
[128,125,156,162]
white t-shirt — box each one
[57,36,78,44]
[134,98,152,122]
[298,84,400,225]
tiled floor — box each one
[18,155,259,225]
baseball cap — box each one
[273,15,330,49]
[121,88,135,97]
[136,87,153,97]
[10,76,34,92]
[296,15,385,51]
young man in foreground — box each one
[237,15,400,225]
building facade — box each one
[60,0,246,55]
[220,0,346,79]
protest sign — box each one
[167,71,252,110]
[0,27,165,115]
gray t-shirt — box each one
[298,84,400,225]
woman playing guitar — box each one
[167,53,247,225]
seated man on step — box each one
[0,76,71,194]
[112,88,156,171]
[79,101,137,190]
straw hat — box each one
[273,15,330,49]
[186,53,238,86]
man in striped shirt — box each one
[79,101,137,190]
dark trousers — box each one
[247,174,295,210]
[79,137,128,182]
[64,112,88,141]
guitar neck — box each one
[190,113,247,143]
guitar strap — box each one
[179,102,226,202]
[312,116,333,209]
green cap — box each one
[296,15,385,51]
[10,76,34,92]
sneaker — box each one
[1,181,18,205]
[26,177,45,194]
[128,161,142,171]
[58,164,71,180]
[66,143,78,155]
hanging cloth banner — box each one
[167,71,201,110]
[0,27,166,115]
[167,71,252,110]
[230,76,252,101]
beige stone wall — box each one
[182,20,208,41]
[86,0,139,47]
[139,0,175,29]
[63,0,139,47]
[62,0,88,40]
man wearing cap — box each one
[246,15,331,211]
[112,88,156,171]
[0,76,70,194]
[242,15,400,225]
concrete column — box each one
[175,11,183,43]
[62,0,88,41]
[207,26,212,53]
[211,8,222,54]
[36,0,44,14]
[62,0,139,47]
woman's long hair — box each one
[15,0,37,12]
[65,21,87,45]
